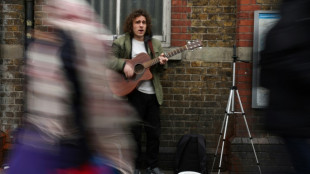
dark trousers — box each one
[128,89,161,169]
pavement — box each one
[141,170,228,174]
[0,168,230,174]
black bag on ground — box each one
[174,134,208,174]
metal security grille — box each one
[86,0,170,46]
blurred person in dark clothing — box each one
[260,0,310,173]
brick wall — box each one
[168,0,280,145]
[161,60,233,148]
[171,0,191,47]
[171,0,236,47]
[0,0,24,133]
[1,0,291,172]
[234,0,280,137]
[236,0,280,47]
[167,0,284,172]
[34,0,53,32]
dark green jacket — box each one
[107,33,166,105]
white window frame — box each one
[88,0,171,47]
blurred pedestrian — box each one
[5,0,137,174]
[260,0,310,173]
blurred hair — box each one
[123,9,152,37]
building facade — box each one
[0,0,293,173]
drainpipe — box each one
[25,0,34,49]
[24,0,34,109]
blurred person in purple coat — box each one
[260,0,310,173]
[5,0,137,174]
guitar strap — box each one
[148,40,155,58]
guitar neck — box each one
[143,45,187,68]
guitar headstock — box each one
[186,40,202,50]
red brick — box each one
[239,0,250,5]
[236,75,251,82]
[236,69,251,76]
[239,5,261,11]
[238,19,254,26]
[238,33,253,40]
[171,27,182,33]
[237,12,254,19]
[172,7,191,13]
[240,96,250,103]
[172,13,182,19]
[171,40,187,47]
[172,20,191,26]
[172,0,181,6]
[238,0,257,5]
[172,27,188,33]
[237,40,253,47]
[238,89,251,96]
[172,13,188,20]
[236,62,252,69]
[237,26,253,33]
[172,0,187,6]
[235,83,251,90]
[171,34,191,40]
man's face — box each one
[132,15,147,41]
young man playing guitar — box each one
[107,9,168,174]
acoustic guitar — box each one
[107,40,202,96]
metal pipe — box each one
[25,0,34,48]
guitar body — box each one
[106,53,153,96]
[107,40,202,96]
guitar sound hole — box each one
[134,64,145,74]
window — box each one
[86,0,171,47]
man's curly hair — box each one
[124,9,152,37]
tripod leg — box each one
[211,113,227,172]
[235,89,262,174]
[211,89,234,173]
[218,114,230,174]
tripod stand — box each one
[211,46,262,174]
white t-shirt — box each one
[132,38,155,94]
